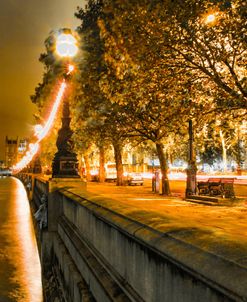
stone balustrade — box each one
[17,174,247,302]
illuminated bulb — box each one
[56,33,78,57]
[29,143,39,153]
[29,143,35,151]
[68,64,75,74]
[34,124,43,138]
[57,33,76,45]
[205,14,216,24]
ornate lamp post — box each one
[52,30,80,178]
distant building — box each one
[17,138,28,161]
[5,136,18,168]
[0,160,4,169]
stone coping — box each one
[59,188,247,301]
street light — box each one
[56,33,78,58]
[52,29,80,178]
[205,13,216,24]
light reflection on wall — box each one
[14,178,43,302]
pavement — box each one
[69,179,247,270]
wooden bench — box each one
[197,181,210,195]
[208,178,222,196]
[197,178,235,198]
[220,178,236,198]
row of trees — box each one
[31,0,246,195]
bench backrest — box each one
[221,178,235,183]
[208,178,221,183]
[198,178,236,185]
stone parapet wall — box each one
[26,175,247,302]
[33,177,49,209]
[50,188,246,302]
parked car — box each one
[105,170,117,182]
[127,173,144,186]
[105,163,117,182]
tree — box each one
[97,0,204,194]
[75,0,246,191]
[75,0,130,186]
[195,109,247,172]
[160,0,247,109]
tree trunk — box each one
[78,153,83,177]
[235,127,242,175]
[113,141,124,186]
[219,130,227,172]
[236,136,242,175]
[156,142,170,195]
[98,145,105,182]
[84,154,91,182]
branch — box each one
[223,59,247,98]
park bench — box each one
[197,180,210,195]
[197,177,235,198]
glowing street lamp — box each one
[34,124,43,139]
[205,13,216,24]
[56,33,78,58]
[11,33,77,175]
[52,29,80,178]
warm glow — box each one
[29,143,37,152]
[12,35,77,174]
[56,33,78,57]
[90,169,99,176]
[12,143,39,173]
[14,178,43,301]
[0,178,43,301]
[34,124,43,138]
[37,80,67,142]
[205,13,216,24]
[68,64,75,74]
[12,79,68,174]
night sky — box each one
[0,0,86,159]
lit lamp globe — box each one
[56,33,78,58]
[205,13,216,24]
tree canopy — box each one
[30,0,246,188]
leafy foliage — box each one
[31,0,246,184]
[161,0,247,108]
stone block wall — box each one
[30,177,247,302]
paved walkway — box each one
[70,180,247,269]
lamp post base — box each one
[186,161,197,197]
[52,153,80,178]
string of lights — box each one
[12,65,74,174]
